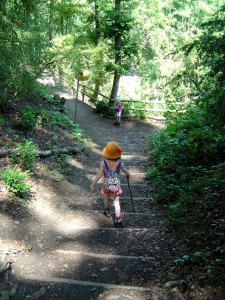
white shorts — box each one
[116,112,121,117]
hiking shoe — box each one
[114,219,122,228]
[116,123,120,127]
[114,122,118,126]
[103,209,111,218]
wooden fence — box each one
[74,80,187,121]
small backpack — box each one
[103,160,121,192]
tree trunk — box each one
[94,1,100,46]
[110,0,122,104]
[60,0,64,35]
[92,1,101,101]
[49,0,54,41]
[110,71,120,103]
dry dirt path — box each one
[0,92,202,299]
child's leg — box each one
[104,193,110,210]
[113,195,122,227]
[116,112,121,125]
[113,195,121,218]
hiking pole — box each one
[127,178,135,213]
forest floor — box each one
[0,85,224,300]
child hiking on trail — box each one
[114,96,122,127]
[90,141,130,227]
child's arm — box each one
[90,160,104,190]
[120,162,130,180]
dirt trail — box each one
[0,92,211,299]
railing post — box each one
[74,80,79,123]
[81,85,85,102]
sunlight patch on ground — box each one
[0,213,16,242]
[29,186,99,232]
[67,157,85,170]
[86,141,103,156]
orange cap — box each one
[103,141,123,159]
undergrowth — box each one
[0,94,88,200]
[147,106,225,285]
[0,166,31,199]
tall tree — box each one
[0,0,54,112]
[49,0,54,41]
[110,0,122,100]
[84,0,137,101]
[134,0,224,102]
[87,0,102,100]
[183,5,225,129]
[108,0,138,100]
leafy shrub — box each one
[12,139,38,170]
[72,127,83,140]
[50,112,87,144]
[52,111,75,128]
[0,116,5,124]
[135,102,147,119]
[147,107,225,207]
[14,105,37,133]
[15,106,50,131]
[122,102,132,117]
[43,141,54,150]
[122,102,147,119]
[32,84,52,101]
[94,100,148,119]
[95,100,110,116]
[108,106,115,117]
[33,108,49,124]
[0,166,31,198]
[168,194,196,223]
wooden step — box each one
[25,274,153,291]
[26,227,171,257]
[14,273,164,300]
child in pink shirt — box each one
[114,96,122,126]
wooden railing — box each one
[74,80,188,121]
